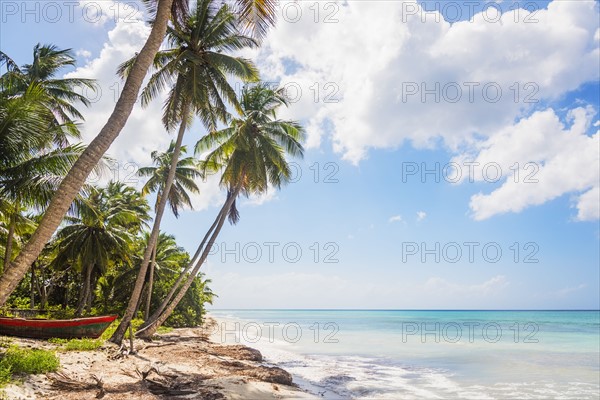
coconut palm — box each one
[110,0,259,344]
[53,183,150,315]
[136,83,304,338]
[0,44,96,146]
[0,0,177,304]
[0,0,279,306]
[0,68,96,274]
[137,143,201,318]
[0,145,87,269]
[139,141,201,218]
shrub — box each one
[0,346,59,378]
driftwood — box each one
[48,372,105,398]
[136,365,196,396]
[140,342,177,351]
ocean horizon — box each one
[208,309,600,399]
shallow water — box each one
[208,310,600,399]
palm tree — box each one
[138,142,201,318]
[53,183,150,315]
[139,141,201,218]
[0,0,278,306]
[0,200,35,274]
[136,83,304,338]
[0,54,96,275]
[0,44,96,146]
[1,144,92,269]
[0,0,177,304]
[110,0,259,344]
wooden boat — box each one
[0,315,118,339]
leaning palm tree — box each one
[136,83,304,338]
[0,0,180,304]
[110,0,259,344]
[0,0,278,306]
[138,142,201,318]
[0,74,97,274]
[0,144,89,268]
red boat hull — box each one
[0,315,118,339]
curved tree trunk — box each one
[141,206,223,327]
[111,113,189,344]
[0,0,175,306]
[137,185,241,339]
[143,244,157,320]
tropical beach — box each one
[1,318,319,399]
[1,0,599,398]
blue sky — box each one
[1,0,599,309]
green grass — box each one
[157,326,173,334]
[0,346,60,387]
[47,338,68,345]
[48,337,103,351]
[63,338,103,351]
[100,318,146,341]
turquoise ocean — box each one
[208,310,600,399]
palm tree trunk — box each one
[143,244,157,320]
[2,203,17,274]
[137,184,241,339]
[85,270,96,314]
[76,264,93,317]
[111,112,189,344]
[40,283,48,310]
[0,0,175,306]
[141,205,223,327]
[29,264,36,309]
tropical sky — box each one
[2,0,599,309]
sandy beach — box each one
[1,318,317,400]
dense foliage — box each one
[0,0,298,345]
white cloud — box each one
[243,184,278,206]
[76,49,92,59]
[459,107,599,220]
[247,0,599,220]
[389,215,403,223]
[416,211,427,221]
[77,0,145,27]
[576,187,600,221]
[253,0,598,164]
[65,17,167,172]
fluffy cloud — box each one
[250,0,599,219]
[76,0,145,26]
[255,1,598,160]
[67,0,600,220]
[459,107,599,220]
[65,16,164,169]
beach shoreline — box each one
[1,317,318,399]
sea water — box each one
[208,310,600,399]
